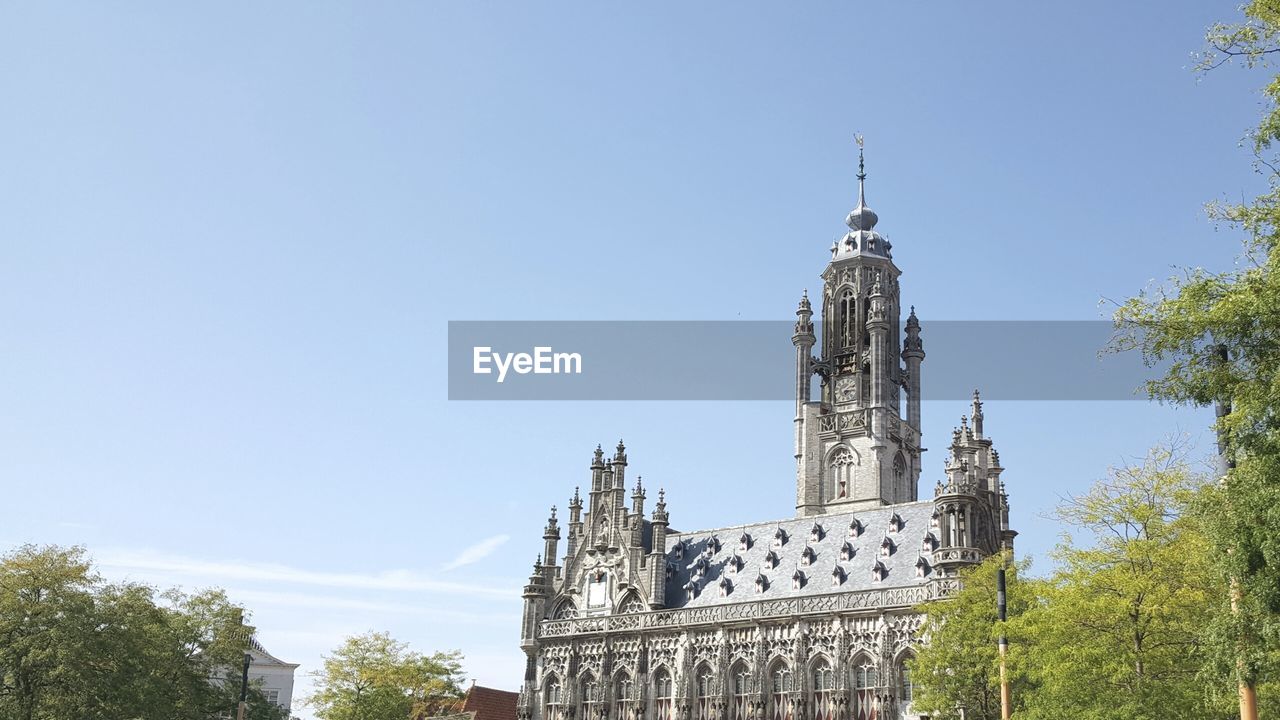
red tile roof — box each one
[463,685,518,720]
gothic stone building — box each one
[518,152,1017,720]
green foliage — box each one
[0,544,288,720]
[913,447,1251,719]
[1018,447,1232,720]
[307,631,465,720]
[910,553,1038,720]
[1111,0,1280,693]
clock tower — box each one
[794,144,925,516]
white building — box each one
[248,638,300,716]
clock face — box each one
[835,376,857,403]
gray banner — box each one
[447,321,1161,401]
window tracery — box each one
[812,661,835,720]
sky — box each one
[0,1,1269,717]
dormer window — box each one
[684,580,699,599]
[764,550,779,569]
[792,570,806,590]
[673,540,686,560]
[727,553,744,574]
[889,513,903,533]
[916,557,931,578]
[922,533,937,552]
[801,546,817,567]
[881,537,895,557]
[719,577,733,597]
[840,541,856,561]
[831,566,846,586]
[707,536,721,554]
[665,562,675,580]
[872,561,887,582]
[693,558,709,579]
[755,574,769,593]
[739,532,752,551]
[810,523,824,542]
[930,511,940,529]
[773,528,788,547]
[849,518,863,537]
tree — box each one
[1111,0,1280,698]
[1017,446,1232,720]
[909,553,1038,720]
[0,544,288,720]
[307,631,465,720]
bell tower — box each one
[795,141,925,516]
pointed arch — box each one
[652,667,675,720]
[808,654,836,720]
[894,648,917,707]
[893,450,907,501]
[826,444,860,501]
[543,674,564,720]
[767,657,794,720]
[612,668,637,720]
[614,589,647,615]
[729,660,752,720]
[579,670,602,720]
[549,597,577,620]
[850,652,878,720]
[693,661,717,720]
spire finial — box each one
[855,133,867,203]
[845,134,879,233]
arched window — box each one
[653,669,674,720]
[551,599,577,620]
[853,659,877,720]
[544,678,563,720]
[617,593,646,615]
[580,673,601,720]
[730,663,751,720]
[695,665,715,720]
[838,289,856,348]
[830,447,856,499]
[899,659,914,704]
[770,662,793,720]
[812,660,835,720]
[614,673,635,720]
[893,452,906,499]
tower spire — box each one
[856,133,867,206]
[845,135,879,233]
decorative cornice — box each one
[536,579,958,638]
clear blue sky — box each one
[0,1,1265,715]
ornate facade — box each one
[518,149,1017,720]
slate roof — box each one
[663,501,936,608]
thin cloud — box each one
[442,534,510,571]
[228,588,519,624]
[95,548,516,599]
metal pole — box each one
[1216,345,1258,720]
[997,563,1010,720]
[237,652,252,720]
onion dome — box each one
[833,139,893,261]
[845,150,879,231]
